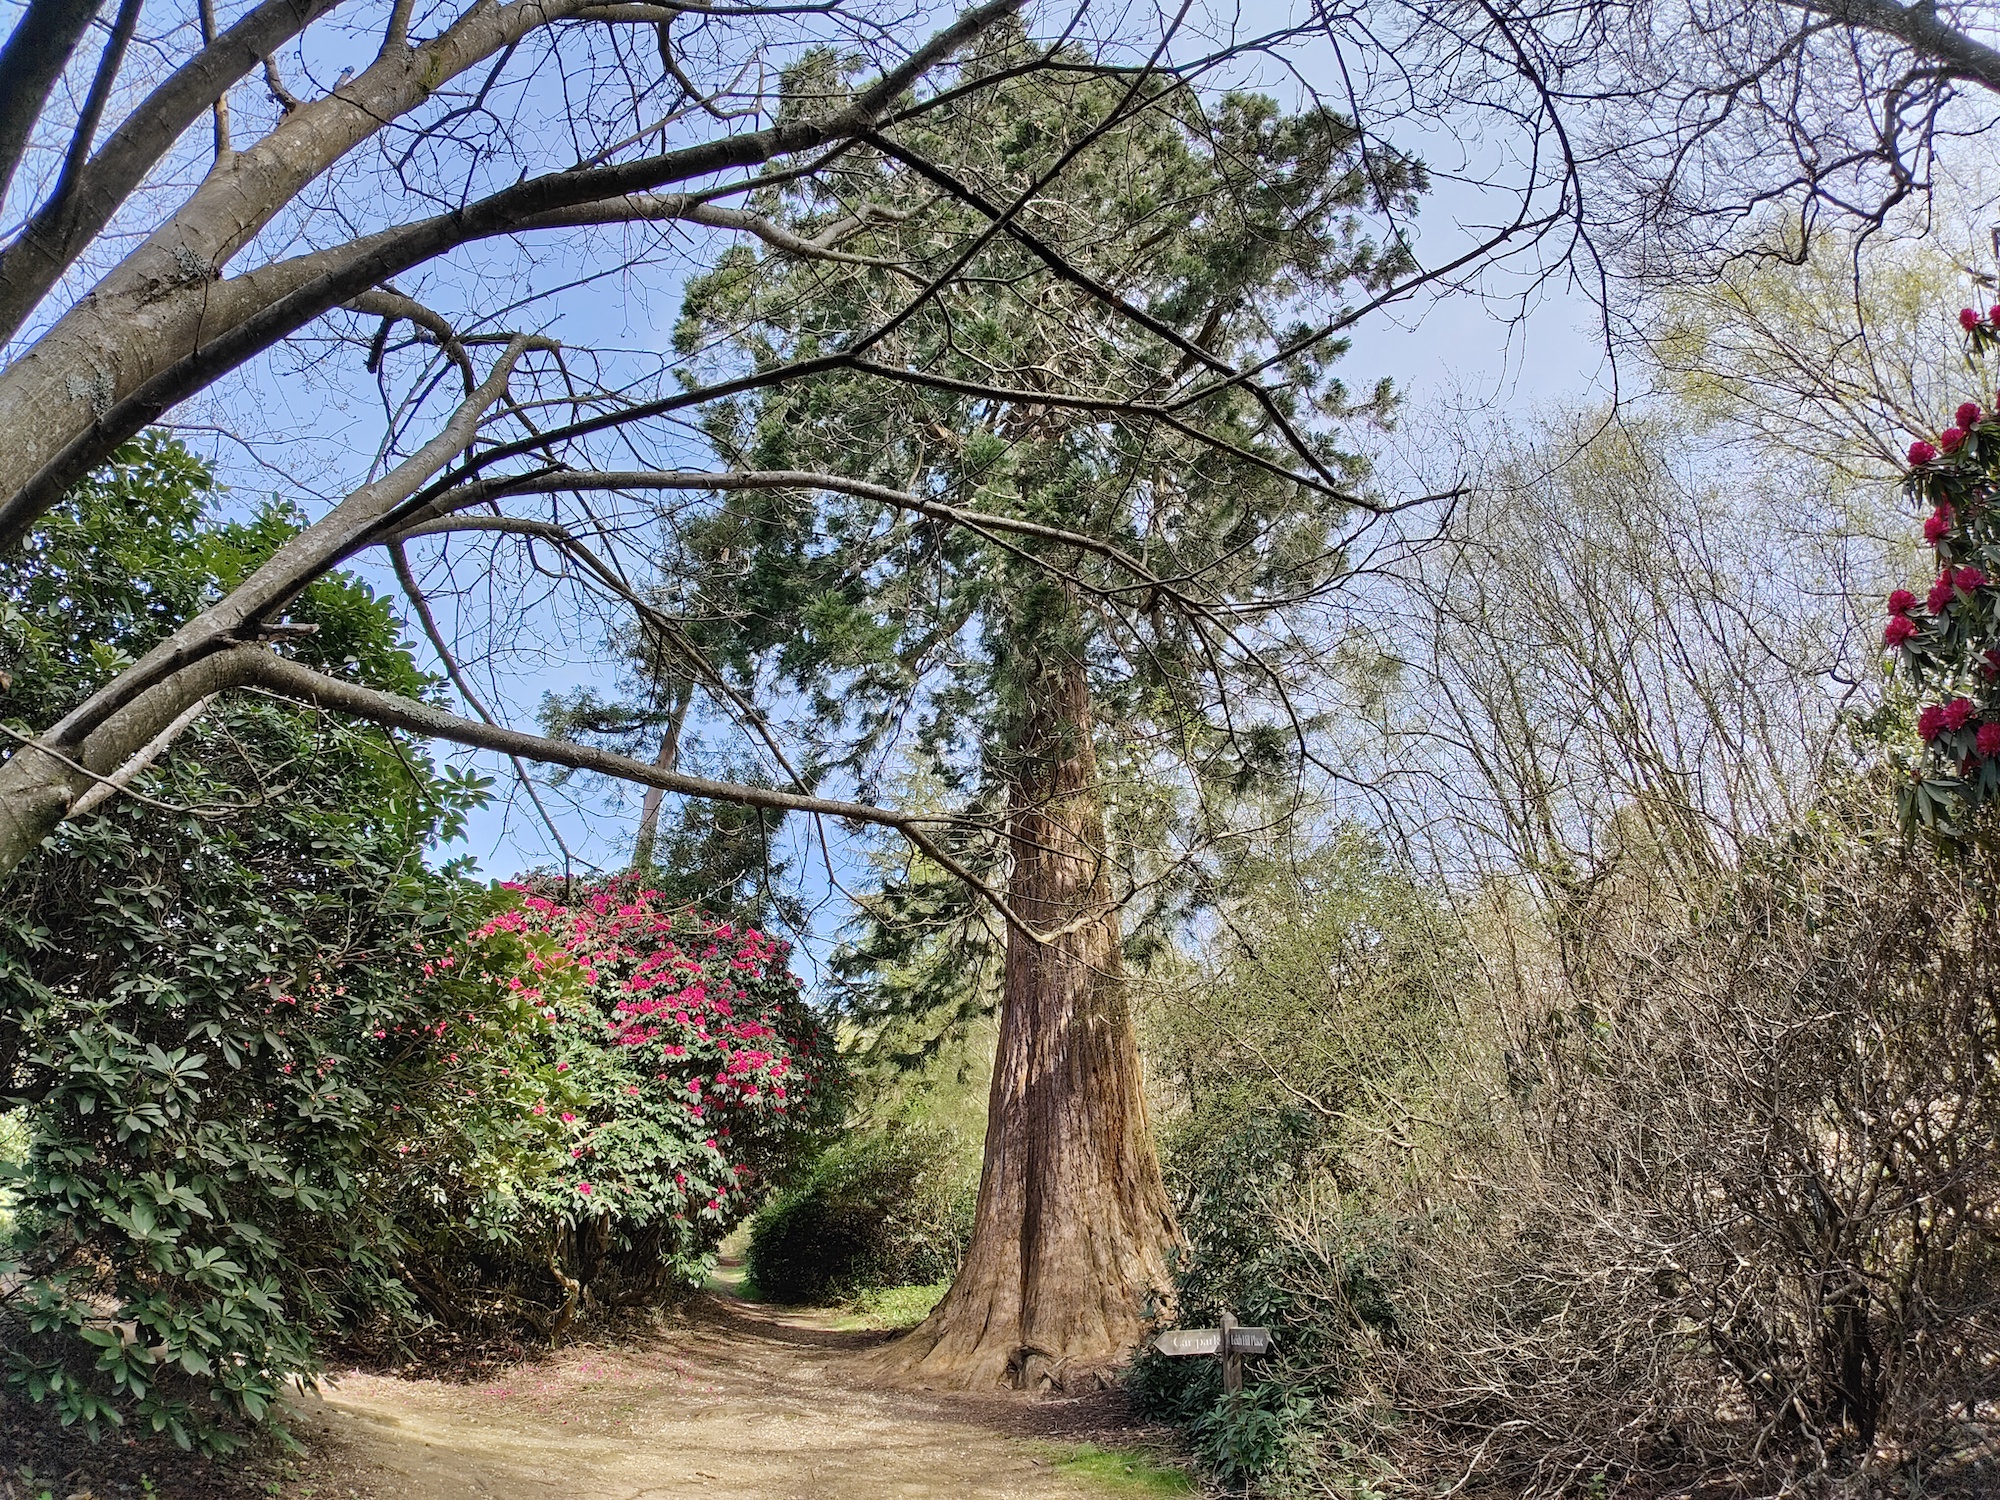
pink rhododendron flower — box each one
[1910,439,1939,466]
[453,879,828,1260]
[1885,614,1917,647]
[1920,705,1948,741]
[1946,697,1977,732]
[1889,588,1917,615]
[1958,401,1984,430]
[1941,426,1968,453]
[576,1182,593,1195]
[1928,574,1957,613]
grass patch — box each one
[827,1281,949,1331]
[1045,1443,1195,1496]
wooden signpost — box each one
[1154,1308,1273,1396]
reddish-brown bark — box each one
[881,652,1178,1391]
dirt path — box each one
[283,1295,1186,1499]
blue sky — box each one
[7,0,1608,975]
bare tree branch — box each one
[0,0,106,204]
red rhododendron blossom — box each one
[454,874,833,1286]
[1989,305,2000,327]
[1978,723,2000,758]
[1889,588,1917,615]
[1885,614,1917,647]
[1958,401,1984,430]
[576,1182,593,1195]
[1946,697,1977,732]
[1928,574,1957,613]
[1926,507,1954,544]
[1941,427,1968,453]
[1920,705,1948,741]
[1960,307,1980,330]
[1910,439,1940,466]
[1957,566,1989,590]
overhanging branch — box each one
[222,646,1072,942]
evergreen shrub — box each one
[0,437,522,1451]
[745,1126,974,1304]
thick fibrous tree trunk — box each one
[884,652,1178,1392]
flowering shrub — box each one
[1884,308,2000,840]
[0,445,833,1456]
[412,875,837,1331]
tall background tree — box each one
[644,44,1422,1385]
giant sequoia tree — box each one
[646,54,1420,1385]
[0,0,1496,1397]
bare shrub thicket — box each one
[1539,795,1999,1476]
[1372,414,1998,1496]
[1345,791,2000,1497]
[1146,797,2000,1497]
[1143,395,1999,1494]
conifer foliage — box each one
[656,36,1424,1384]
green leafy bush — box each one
[1132,830,1484,1495]
[1126,1111,1408,1495]
[0,1109,24,1236]
[0,437,533,1451]
[745,1126,974,1304]
[0,442,845,1451]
